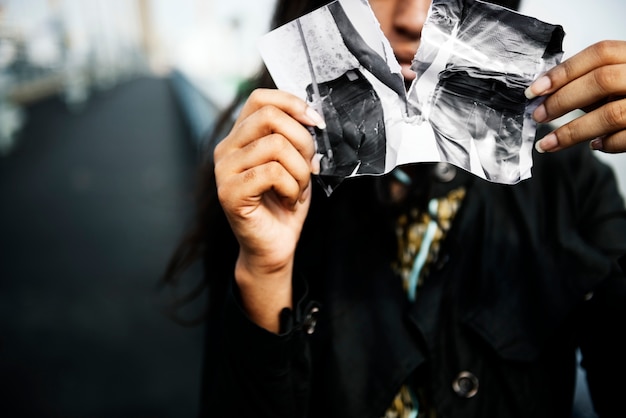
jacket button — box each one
[452,371,479,398]
[303,305,320,335]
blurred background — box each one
[0,0,624,417]
[0,0,275,416]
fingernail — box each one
[305,106,326,130]
[590,137,604,151]
[311,153,322,175]
[535,133,558,153]
[525,76,552,99]
[533,104,547,123]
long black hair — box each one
[161,0,521,323]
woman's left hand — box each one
[526,40,626,154]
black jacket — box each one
[199,144,626,418]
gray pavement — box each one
[0,76,204,417]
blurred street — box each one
[0,76,204,417]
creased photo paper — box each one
[258,0,565,195]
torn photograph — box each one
[258,0,565,194]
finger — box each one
[236,89,326,130]
[232,105,317,161]
[215,112,317,178]
[525,40,626,99]
[590,131,626,154]
[535,97,626,152]
[218,161,303,212]
[532,64,626,123]
[219,133,312,198]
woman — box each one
[164,0,626,416]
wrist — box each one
[234,255,294,333]
[235,251,294,286]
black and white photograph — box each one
[258,0,565,192]
[258,0,440,194]
[408,0,565,183]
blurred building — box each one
[0,0,276,155]
[0,0,147,153]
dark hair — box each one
[161,0,521,323]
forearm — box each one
[235,255,294,333]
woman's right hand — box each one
[213,89,324,332]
